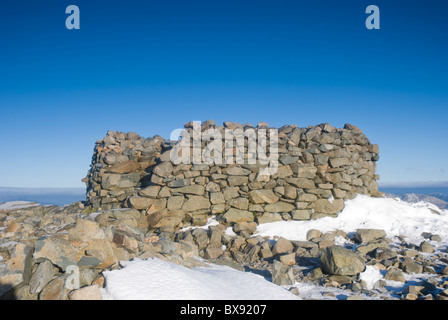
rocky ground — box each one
[1,201,448,300]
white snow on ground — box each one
[179,216,219,232]
[0,201,40,210]
[359,265,384,289]
[101,258,300,300]
[255,195,448,246]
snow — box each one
[179,216,219,232]
[255,195,448,246]
[100,258,299,300]
[359,265,384,290]
[0,201,40,210]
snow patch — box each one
[0,201,40,210]
[255,195,448,246]
[101,258,299,300]
[359,266,384,290]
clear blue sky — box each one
[0,0,447,188]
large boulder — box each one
[320,246,365,276]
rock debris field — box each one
[1,195,448,300]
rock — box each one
[147,211,163,228]
[101,173,121,189]
[6,243,33,283]
[313,199,344,215]
[139,186,161,198]
[168,179,191,188]
[167,196,185,211]
[264,201,295,213]
[289,287,300,296]
[0,271,23,298]
[68,218,105,243]
[77,256,102,269]
[128,196,154,210]
[346,295,365,301]
[286,178,315,189]
[228,197,249,210]
[418,241,434,253]
[176,185,205,196]
[182,196,211,212]
[233,222,258,235]
[374,247,398,260]
[210,192,226,204]
[34,236,79,272]
[113,232,139,253]
[329,158,349,168]
[384,269,405,283]
[202,119,216,129]
[204,247,224,260]
[291,210,311,220]
[29,260,56,294]
[320,246,365,276]
[257,212,283,224]
[401,258,423,274]
[223,121,243,130]
[355,229,387,243]
[248,190,279,204]
[279,253,296,266]
[271,260,294,286]
[293,164,317,179]
[356,239,389,256]
[154,210,185,230]
[39,274,69,300]
[226,166,251,176]
[228,176,249,186]
[208,228,223,248]
[279,155,299,165]
[69,284,102,300]
[272,238,294,255]
[343,123,363,133]
[436,289,448,300]
[223,208,254,223]
[223,187,240,201]
[191,229,209,251]
[6,219,21,233]
[404,285,424,295]
[104,154,129,165]
[84,240,118,269]
[402,249,419,258]
[306,229,322,241]
[153,162,173,178]
[260,247,273,260]
[107,160,141,174]
[328,275,352,286]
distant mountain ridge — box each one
[385,192,448,210]
[428,192,448,203]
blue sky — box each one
[0,0,447,188]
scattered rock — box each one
[355,229,387,243]
[384,269,405,283]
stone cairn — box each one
[3,121,447,300]
[84,120,381,231]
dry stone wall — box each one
[83,121,381,233]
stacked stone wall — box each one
[84,121,381,233]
